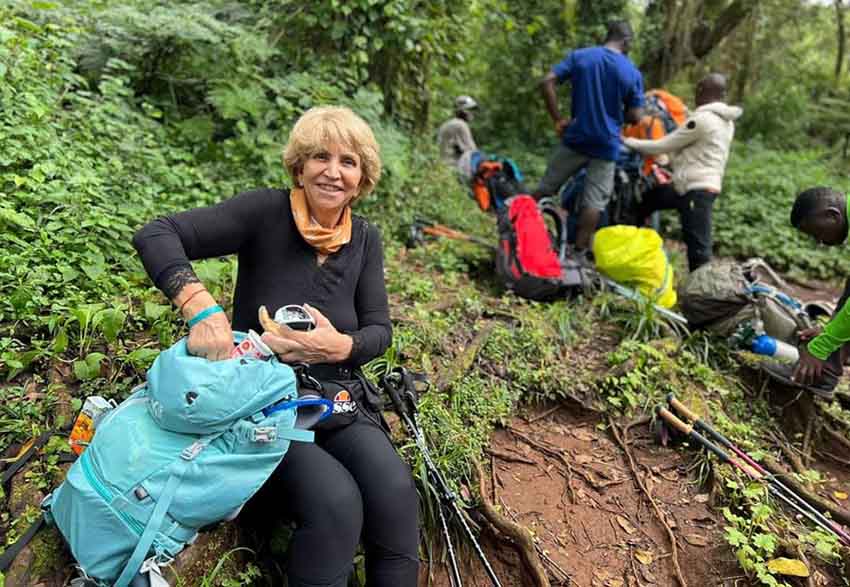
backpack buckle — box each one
[252,426,277,443]
[139,556,171,587]
[180,441,206,460]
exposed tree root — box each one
[506,427,577,503]
[769,430,812,489]
[485,447,536,465]
[608,417,688,587]
[801,411,821,468]
[475,461,551,587]
[816,448,850,468]
[437,321,495,392]
[623,415,652,445]
[761,456,850,528]
[821,424,850,455]
[526,404,562,424]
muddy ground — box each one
[420,394,850,587]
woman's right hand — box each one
[176,285,234,361]
[187,311,234,361]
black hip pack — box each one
[294,364,382,432]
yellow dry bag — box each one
[592,226,677,309]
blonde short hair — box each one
[283,106,382,201]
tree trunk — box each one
[732,8,758,103]
[642,0,759,87]
[836,0,847,83]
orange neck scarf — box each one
[290,187,352,257]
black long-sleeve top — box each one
[132,188,392,367]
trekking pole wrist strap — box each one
[187,305,223,328]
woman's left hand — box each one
[260,304,353,364]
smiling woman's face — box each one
[298,143,363,220]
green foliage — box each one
[575,0,629,48]
[723,483,789,587]
[600,337,730,415]
[248,0,470,129]
[449,0,569,151]
[713,141,850,279]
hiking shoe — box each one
[573,248,595,268]
[761,361,838,400]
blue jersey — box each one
[552,46,644,161]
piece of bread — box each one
[258,305,288,337]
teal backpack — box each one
[42,334,331,587]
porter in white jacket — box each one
[624,101,742,195]
[621,74,741,271]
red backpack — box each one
[495,195,565,301]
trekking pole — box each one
[599,275,689,325]
[382,369,503,587]
[416,220,497,251]
[666,394,850,546]
[656,407,849,543]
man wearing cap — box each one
[535,21,645,256]
[437,95,479,168]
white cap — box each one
[455,95,478,112]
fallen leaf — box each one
[693,493,710,503]
[616,515,637,535]
[593,569,611,582]
[640,566,657,584]
[634,549,653,565]
[608,579,624,587]
[833,491,848,501]
[682,534,708,547]
[767,558,810,577]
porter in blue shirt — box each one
[535,21,645,252]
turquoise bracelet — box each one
[187,305,224,328]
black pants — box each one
[242,408,420,586]
[635,185,717,272]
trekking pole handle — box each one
[659,406,745,468]
[667,393,699,423]
[657,406,693,436]
[382,373,410,420]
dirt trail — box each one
[488,407,741,587]
[419,404,742,587]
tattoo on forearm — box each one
[162,266,201,300]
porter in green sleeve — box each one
[807,192,850,359]
[763,187,850,398]
[809,304,850,360]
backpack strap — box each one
[113,433,220,587]
[0,517,44,573]
[1,430,54,486]
[278,428,314,443]
[113,459,187,587]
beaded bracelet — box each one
[187,305,224,328]
[178,288,208,314]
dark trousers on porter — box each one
[634,185,717,272]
